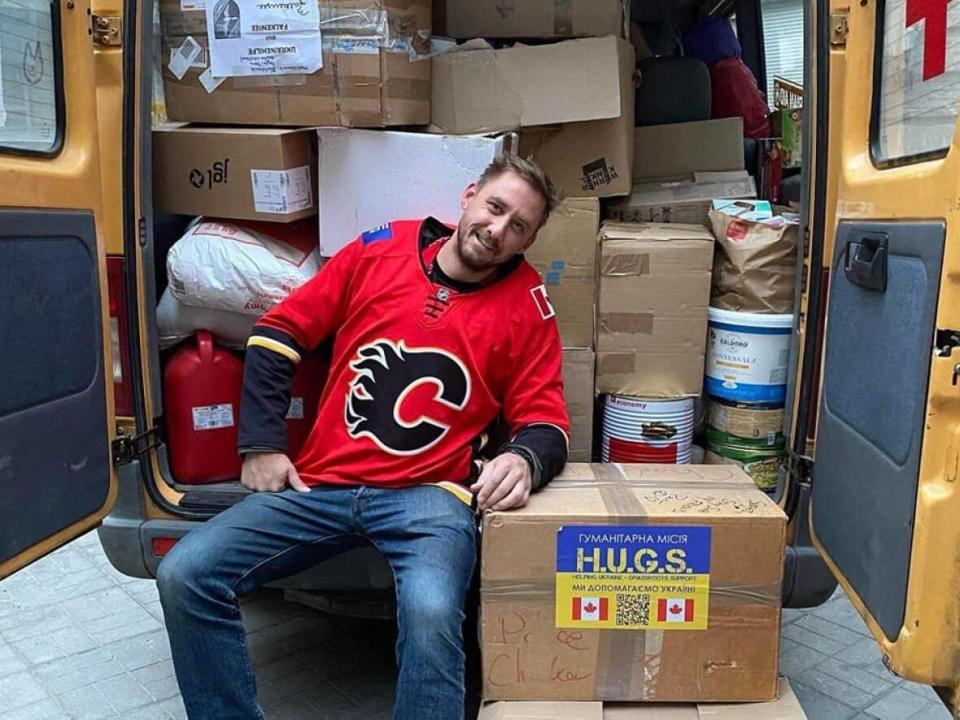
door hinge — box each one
[112,426,162,465]
[830,12,849,46]
[92,14,122,46]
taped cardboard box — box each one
[634,118,744,183]
[596,222,714,398]
[479,678,806,718]
[316,128,515,257]
[526,199,600,347]
[431,36,632,134]
[606,171,756,227]
[153,125,317,222]
[435,0,627,39]
[159,0,431,127]
[563,348,594,463]
[481,463,786,702]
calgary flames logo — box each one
[344,339,471,455]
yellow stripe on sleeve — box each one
[246,335,302,364]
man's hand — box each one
[469,452,531,511]
[241,452,310,493]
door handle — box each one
[844,233,888,292]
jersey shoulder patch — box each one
[361,223,393,245]
[528,283,556,320]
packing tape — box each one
[481,579,780,606]
[554,0,573,35]
[599,312,654,335]
[597,352,636,375]
[602,253,650,277]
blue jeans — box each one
[156,485,478,720]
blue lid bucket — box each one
[705,307,794,404]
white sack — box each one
[167,219,322,316]
[156,288,256,350]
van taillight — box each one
[106,256,134,417]
[152,538,179,557]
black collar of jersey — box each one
[419,216,525,294]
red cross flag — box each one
[657,598,695,623]
[572,596,609,622]
[906,0,955,80]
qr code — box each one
[616,593,650,626]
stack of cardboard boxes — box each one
[150,3,805,715]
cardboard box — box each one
[316,128,515,257]
[596,222,714,398]
[634,118,744,182]
[563,348,594,462]
[435,0,627,39]
[771,108,803,168]
[481,463,787,702]
[607,171,756,227]
[526,199,600,347]
[159,0,431,127]
[479,678,806,718]
[517,41,635,198]
[153,125,317,222]
[431,36,633,135]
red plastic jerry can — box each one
[286,349,330,462]
[163,330,244,484]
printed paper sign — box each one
[555,525,711,630]
[181,0,206,11]
[206,0,322,77]
[168,36,203,80]
[251,166,313,214]
[192,403,235,430]
[199,67,226,93]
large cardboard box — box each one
[479,679,806,718]
[431,36,632,135]
[634,118,744,183]
[596,222,714,398]
[159,0,431,127]
[315,128,515,257]
[481,463,787,702]
[435,0,627,39]
[563,348,594,463]
[153,126,317,222]
[606,171,756,227]
[525,199,600,347]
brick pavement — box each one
[0,531,952,719]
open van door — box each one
[804,0,960,708]
[0,0,117,578]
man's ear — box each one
[461,182,479,210]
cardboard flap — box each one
[479,701,604,719]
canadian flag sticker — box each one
[572,596,609,622]
[657,598,695,623]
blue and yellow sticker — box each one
[555,525,711,631]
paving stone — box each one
[152,694,187,719]
[779,637,831,677]
[781,622,847,656]
[794,613,869,648]
[93,673,154,712]
[42,658,126,696]
[799,668,877,708]
[899,680,943,702]
[780,679,857,720]
[864,686,932,720]
[85,609,163,646]
[56,684,117,719]
[0,671,49,710]
[0,607,74,642]
[33,648,114,681]
[2,697,69,720]
[811,598,873,637]
[836,637,884,666]
[909,702,954,720]
[781,607,805,625]
[0,640,28,677]
[52,626,101,656]
[106,630,171,671]
[8,634,66,666]
[813,657,895,696]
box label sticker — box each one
[168,36,203,80]
[580,157,619,192]
[285,396,304,419]
[192,403,234,430]
[205,0,322,77]
[555,525,711,630]
[250,166,313,214]
[199,67,226,93]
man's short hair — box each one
[477,154,564,229]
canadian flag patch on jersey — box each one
[529,284,556,320]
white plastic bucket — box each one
[705,307,793,404]
[601,395,694,464]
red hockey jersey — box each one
[249,218,569,489]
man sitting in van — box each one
[156,155,570,720]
